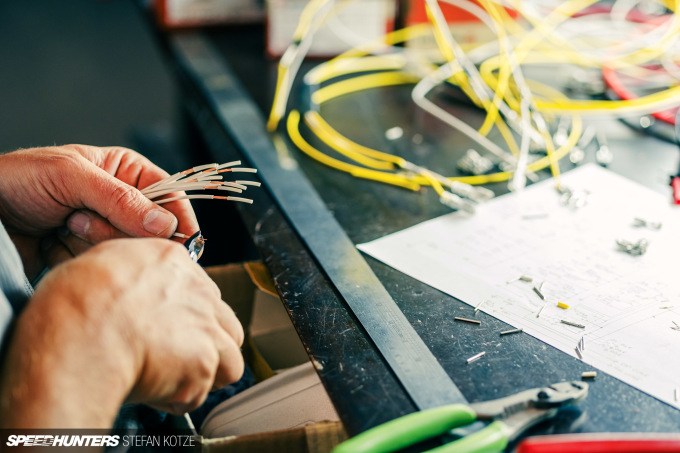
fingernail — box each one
[143,209,177,236]
[67,212,90,235]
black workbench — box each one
[158,23,680,444]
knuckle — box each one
[195,348,220,381]
[231,318,245,347]
[221,356,245,386]
[109,184,143,213]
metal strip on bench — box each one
[171,33,467,410]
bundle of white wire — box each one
[142,160,260,206]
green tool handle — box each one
[428,421,509,453]
[333,404,477,453]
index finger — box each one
[71,145,201,238]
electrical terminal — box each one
[439,191,476,214]
[466,351,485,364]
[632,217,662,230]
[448,180,495,204]
[401,162,494,205]
[457,149,494,175]
[500,328,523,336]
[557,186,590,210]
[581,371,597,380]
[616,238,649,256]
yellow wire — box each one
[304,111,405,168]
[312,72,421,105]
[305,24,434,85]
[286,110,421,191]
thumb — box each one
[76,164,178,239]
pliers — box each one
[332,381,589,453]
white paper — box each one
[358,164,680,409]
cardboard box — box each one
[201,421,346,453]
[204,262,309,377]
[201,263,347,452]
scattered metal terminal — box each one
[557,301,570,309]
[500,328,523,336]
[533,286,545,300]
[508,275,534,284]
[672,321,680,331]
[536,303,547,318]
[538,281,545,292]
[633,217,662,230]
[458,149,494,175]
[616,238,649,256]
[455,317,481,325]
[466,351,486,364]
[474,299,486,313]
[557,185,590,209]
[575,347,583,360]
[561,320,586,329]
[581,371,597,380]
[580,336,585,351]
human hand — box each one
[0,238,244,428]
[0,145,199,278]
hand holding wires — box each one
[142,161,260,257]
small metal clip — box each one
[616,238,649,256]
[466,351,486,364]
[533,286,545,300]
[455,317,481,325]
[633,217,662,230]
[500,328,523,336]
[457,149,494,175]
[536,303,547,318]
[557,186,590,210]
[561,320,586,329]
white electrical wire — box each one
[143,163,259,205]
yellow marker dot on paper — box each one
[557,302,570,309]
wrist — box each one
[0,275,138,428]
